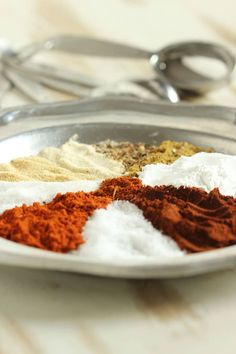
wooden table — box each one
[0,1,236,353]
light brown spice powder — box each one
[95,139,213,176]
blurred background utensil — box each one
[28,35,235,93]
[0,35,234,104]
[0,41,180,103]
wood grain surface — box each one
[0,1,236,353]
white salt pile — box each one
[0,181,184,260]
[0,180,100,213]
[2,151,235,261]
[77,201,184,260]
[140,152,236,197]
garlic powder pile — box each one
[0,151,235,260]
[140,152,236,197]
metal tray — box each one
[0,97,236,278]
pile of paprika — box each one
[0,176,235,254]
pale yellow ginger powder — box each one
[0,138,124,182]
[0,137,212,182]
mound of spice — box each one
[0,138,124,182]
[95,140,213,176]
[0,177,235,254]
[0,192,111,252]
[0,138,212,182]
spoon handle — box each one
[40,35,150,59]
[4,69,57,102]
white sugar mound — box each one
[0,180,100,214]
[77,201,184,261]
[140,152,236,197]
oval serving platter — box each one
[0,97,236,278]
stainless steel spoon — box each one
[1,36,234,103]
[31,35,234,94]
[0,40,57,102]
[4,46,180,102]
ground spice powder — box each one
[0,193,111,252]
[95,140,213,176]
[0,177,235,253]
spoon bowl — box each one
[150,41,235,93]
[0,36,234,103]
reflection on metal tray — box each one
[0,122,236,163]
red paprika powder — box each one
[0,176,235,254]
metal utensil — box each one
[27,35,235,94]
[4,69,57,102]
[1,96,236,126]
[0,40,58,102]
[0,36,234,104]
[2,51,180,102]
